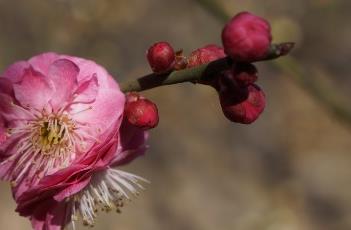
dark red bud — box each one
[219,84,266,124]
[146,42,175,73]
[125,93,159,130]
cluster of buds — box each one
[139,11,274,125]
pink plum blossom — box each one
[0,53,148,229]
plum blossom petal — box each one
[48,59,79,110]
[73,74,99,104]
[2,61,30,83]
[0,77,14,96]
[28,52,60,76]
[61,56,119,90]
[72,88,125,141]
[13,68,54,110]
[0,92,33,124]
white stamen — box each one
[68,168,147,227]
[2,111,87,183]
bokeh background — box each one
[1,0,351,229]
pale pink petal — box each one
[73,74,99,104]
[0,92,33,122]
[48,59,79,110]
[13,68,54,110]
[72,88,125,138]
[2,61,30,83]
[28,52,60,76]
[16,165,89,206]
[53,177,91,202]
[60,55,119,90]
[70,122,121,168]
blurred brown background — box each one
[0,0,351,229]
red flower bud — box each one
[219,84,265,124]
[146,42,175,73]
[125,93,159,130]
[222,12,272,62]
[187,44,226,68]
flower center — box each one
[4,112,83,184]
[40,121,65,149]
[31,114,75,156]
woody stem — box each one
[120,42,294,93]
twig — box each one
[120,43,293,92]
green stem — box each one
[120,43,293,93]
[120,57,230,93]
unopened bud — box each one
[146,42,175,73]
[219,84,266,124]
[125,93,159,130]
[222,12,272,61]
